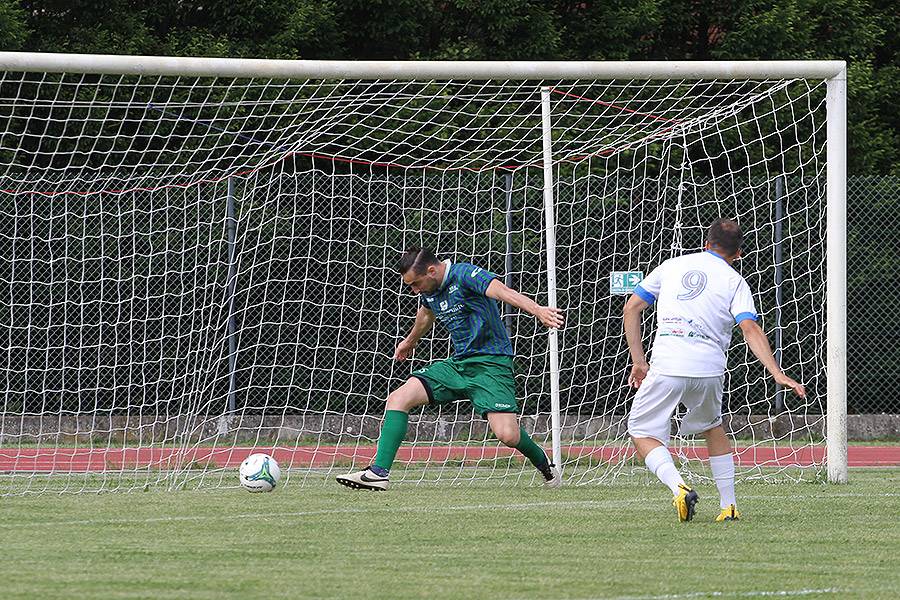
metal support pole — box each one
[540,87,562,475]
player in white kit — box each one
[623,219,806,522]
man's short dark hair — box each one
[398,247,440,275]
[707,218,743,255]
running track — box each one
[2,446,898,472]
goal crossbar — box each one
[0,52,845,81]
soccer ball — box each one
[239,453,281,492]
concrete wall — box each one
[2,413,898,444]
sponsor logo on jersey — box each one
[440,301,449,310]
[449,285,459,293]
[660,327,686,337]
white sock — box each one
[709,453,736,509]
[644,445,685,495]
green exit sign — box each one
[609,271,643,295]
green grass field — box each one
[2,469,898,600]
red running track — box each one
[1,445,899,472]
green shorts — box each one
[410,354,518,416]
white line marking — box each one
[582,589,842,600]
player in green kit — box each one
[336,247,564,490]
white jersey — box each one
[634,250,758,377]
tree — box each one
[0,0,27,50]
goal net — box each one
[0,56,846,494]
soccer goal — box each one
[0,54,846,494]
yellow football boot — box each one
[716,504,741,522]
[672,484,699,522]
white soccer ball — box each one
[239,453,281,492]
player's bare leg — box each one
[487,412,560,487]
[702,426,740,521]
[336,378,428,491]
[632,436,698,521]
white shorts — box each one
[627,370,725,446]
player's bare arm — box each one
[485,279,564,329]
[623,293,651,388]
[738,319,806,397]
[394,305,436,361]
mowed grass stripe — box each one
[5,490,900,529]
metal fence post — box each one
[503,172,515,337]
[774,174,784,414]
[226,177,238,416]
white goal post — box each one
[0,53,846,493]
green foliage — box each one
[848,60,900,175]
[427,0,562,60]
[712,0,884,60]
[557,0,663,60]
[7,0,898,173]
[0,0,28,50]
[337,0,437,60]
[20,0,158,54]
[270,0,343,59]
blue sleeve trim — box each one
[734,312,758,324]
[634,285,656,305]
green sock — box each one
[515,426,549,467]
[373,410,409,472]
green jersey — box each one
[420,261,514,358]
